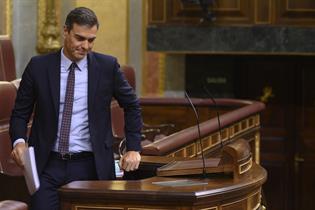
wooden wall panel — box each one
[148,0,255,25]
[183,54,306,210]
[148,0,315,26]
[287,0,315,9]
[214,0,254,24]
[295,65,315,210]
[148,0,166,23]
[275,0,315,25]
[255,0,271,24]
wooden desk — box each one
[59,163,266,210]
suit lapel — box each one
[87,52,101,109]
[47,52,61,117]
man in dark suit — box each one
[10,7,142,210]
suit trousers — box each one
[30,153,98,210]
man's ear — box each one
[63,25,69,38]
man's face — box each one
[63,23,98,61]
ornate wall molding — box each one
[37,0,61,54]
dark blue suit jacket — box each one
[9,51,142,180]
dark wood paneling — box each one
[255,0,271,24]
[295,65,315,210]
[237,56,296,210]
[295,161,315,209]
[261,162,289,210]
[148,0,315,26]
[148,0,166,23]
[275,0,315,25]
[148,0,255,25]
[184,54,315,210]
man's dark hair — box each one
[65,7,99,31]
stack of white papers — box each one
[115,160,124,178]
[23,147,40,195]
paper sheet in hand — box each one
[23,147,40,195]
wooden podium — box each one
[59,163,266,210]
[59,98,267,210]
[59,140,267,210]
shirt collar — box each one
[61,48,88,71]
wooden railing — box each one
[140,97,265,164]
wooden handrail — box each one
[140,98,265,156]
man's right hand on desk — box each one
[11,142,27,168]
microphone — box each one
[184,91,207,178]
[202,84,224,149]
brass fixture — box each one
[259,85,274,103]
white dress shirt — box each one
[52,49,92,153]
[14,49,92,153]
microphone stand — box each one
[184,91,207,178]
[202,84,224,149]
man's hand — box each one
[119,151,141,172]
[11,142,27,168]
